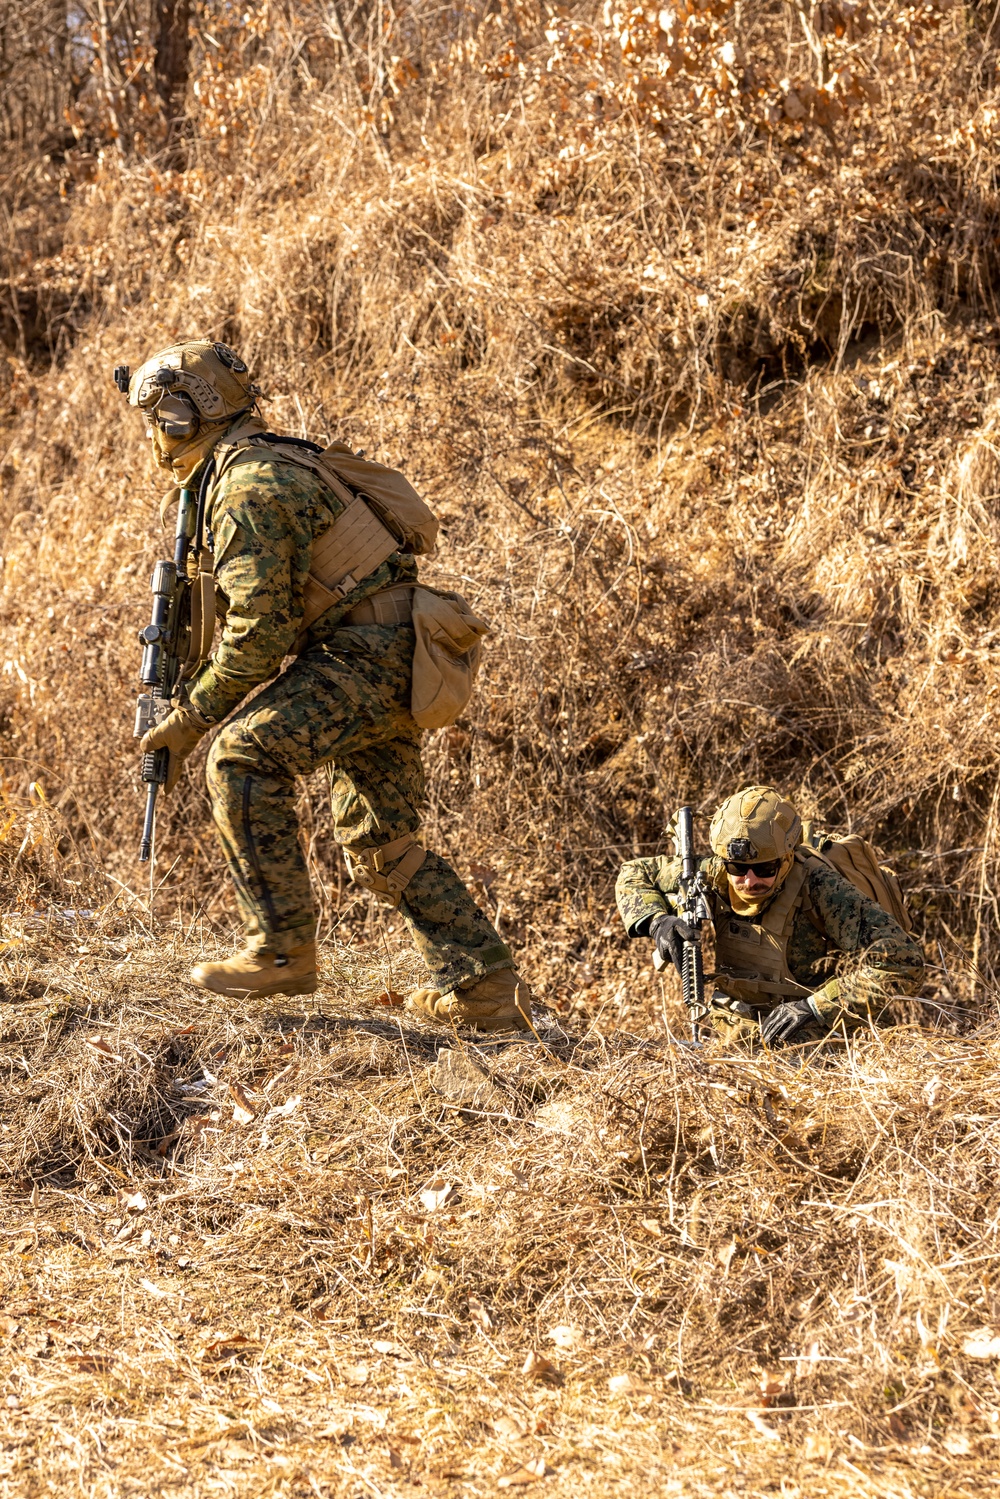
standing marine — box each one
[122,339,531,1032]
[616,785,924,1045]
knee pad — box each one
[344,833,427,909]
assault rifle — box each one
[134,486,197,862]
[133,479,215,862]
[675,805,711,1036]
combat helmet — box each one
[117,340,260,436]
[709,785,802,863]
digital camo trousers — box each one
[203,622,513,991]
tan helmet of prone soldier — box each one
[119,339,260,482]
[709,785,802,863]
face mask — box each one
[149,422,224,484]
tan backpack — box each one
[208,428,488,728]
[801,823,913,934]
[209,425,440,636]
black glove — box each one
[759,997,818,1046]
[649,912,697,974]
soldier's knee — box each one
[205,721,257,790]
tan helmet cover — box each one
[710,785,802,863]
[128,340,259,423]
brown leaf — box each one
[155,1130,180,1157]
[419,1178,456,1212]
[341,1362,368,1386]
[201,1334,260,1363]
[116,1189,147,1214]
[375,990,406,1008]
[640,1218,662,1237]
[759,1368,794,1408]
[229,1081,258,1124]
[521,1350,562,1386]
[86,1035,121,1060]
[66,1353,114,1375]
[264,1042,296,1061]
[498,1457,549,1487]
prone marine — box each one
[119,339,532,1033]
[616,785,924,1046]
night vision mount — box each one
[726,837,758,861]
[113,364,130,395]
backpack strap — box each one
[209,430,401,638]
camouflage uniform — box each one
[185,455,512,991]
[616,852,924,1043]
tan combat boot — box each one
[190,941,318,999]
[407,967,532,1033]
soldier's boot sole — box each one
[190,971,320,999]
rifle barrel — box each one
[677,804,695,882]
[139,782,158,863]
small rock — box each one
[428,1049,506,1111]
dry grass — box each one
[1,912,999,1497]
[3,4,1000,1492]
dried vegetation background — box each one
[2,0,1000,1493]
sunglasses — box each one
[724,858,782,878]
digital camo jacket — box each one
[615,852,924,1024]
[186,456,417,724]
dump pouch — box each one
[410,587,490,730]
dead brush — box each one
[1,942,1000,1492]
[3,10,1000,1485]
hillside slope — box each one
[2,3,1000,1492]
[1,1,1000,1004]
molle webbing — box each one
[343,583,414,627]
[710,851,816,1006]
[212,439,400,632]
[300,496,400,631]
